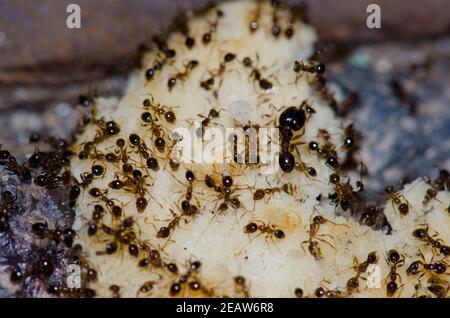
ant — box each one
[412,226,449,256]
[340,124,359,152]
[345,251,378,292]
[252,183,296,204]
[137,280,159,297]
[249,2,262,33]
[244,220,285,240]
[122,170,161,212]
[423,169,449,205]
[301,208,347,259]
[278,126,297,173]
[167,60,199,91]
[315,283,348,298]
[292,146,317,178]
[154,209,183,239]
[294,49,327,77]
[96,217,139,256]
[234,276,250,298]
[201,9,222,46]
[427,276,449,298]
[211,174,244,212]
[142,96,177,124]
[407,250,447,277]
[328,173,358,212]
[169,260,213,297]
[92,119,121,144]
[173,170,200,216]
[385,185,411,216]
[385,249,405,297]
[192,108,223,138]
[87,205,106,236]
[128,133,151,160]
[242,55,275,90]
[0,149,31,183]
[270,0,282,38]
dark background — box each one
[1,0,450,110]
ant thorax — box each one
[65,0,450,298]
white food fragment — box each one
[70,0,449,298]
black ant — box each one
[301,209,347,259]
[385,185,411,216]
[385,249,404,297]
[244,220,285,240]
[412,226,449,256]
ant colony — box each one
[68,0,449,297]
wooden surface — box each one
[0,0,449,110]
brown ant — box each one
[96,217,139,256]
[385,185,411,216]
[385,249,405,297]
[211,174,244,212]
[328,173,358,212]
[301,208,347,259]
[340,124,359,152]
[167,60,199,92]
[407,250,447,277]
[315,282,348,298]
[249,2,261,33]
[345,251,378,292]
[294,50,327,77]
[201,10,222,46]
[427,276,449,298]
[169,260,213,297]
[192,108,223,137]
[153,209,183,239]
[242,55,275,90]
[234,276,250,298]
[173,170,201,216]
[252,183,296,204]
[137,280,159,297]
[423,169,449,205]
[244,220,285,240]
[412,226,449,256]
[142,96,177,124]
